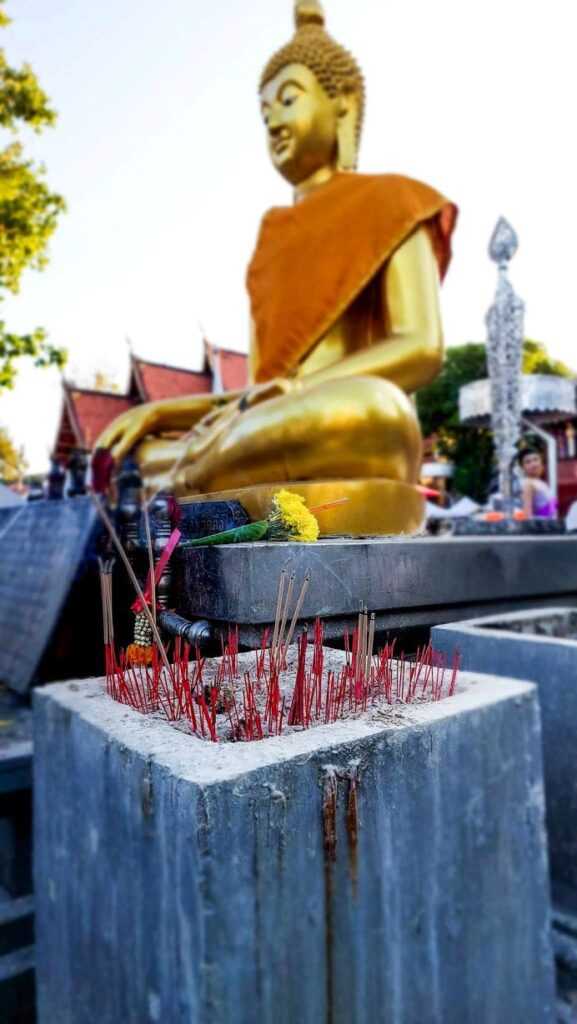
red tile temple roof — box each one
[131,356,212,402]
[53,346,249,460]
[66,388,136,451]
[215,347,249,391]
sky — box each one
[1,0,576,471]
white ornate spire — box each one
[485,217,525,507]
[489,217,519,267]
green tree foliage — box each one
[417,341,575,502]
[0,423,25,480]
[522,339,573,378]
[0,0,66,390]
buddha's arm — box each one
[301,227,443,394]
[96,391,241,462]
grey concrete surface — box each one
[433,609,577,916]
[0,498,98,693]
[34,671,555,1024]
[174,535,577,629]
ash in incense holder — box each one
[103,615,460,744]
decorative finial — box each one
[485,214,525,511]
[489,217,519,267]
[294,0,325,28]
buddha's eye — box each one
[282,95,296,107]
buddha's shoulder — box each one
[344,171,448,205]
[259,172,448,222]
[252,175,454,267]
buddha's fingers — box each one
[96,419,124,451]
[95,403,162,462]
[110,424,152,464]
[96,406,150,453]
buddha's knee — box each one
[350,376,418,426]
[324,376,421,477]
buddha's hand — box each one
[95,404,160,463]
[239,376,294,411]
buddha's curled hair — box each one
[259,0,365,141]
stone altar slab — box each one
[173,535,577,640]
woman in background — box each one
[519,447,557,519]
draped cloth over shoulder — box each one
[247,172,458,383]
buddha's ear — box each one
[336,92,360,171]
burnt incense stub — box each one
[34,669,556,1024]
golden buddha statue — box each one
[95,0,457,535]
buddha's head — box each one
[259,0,364,187]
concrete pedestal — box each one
[433,609,577,1015]
[34,671,555,1024]
[433,609,577,914]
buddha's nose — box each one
[267,109,284,136]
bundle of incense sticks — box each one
[98,558,116,680]
[352,603,376,691]
[269,569,311,671]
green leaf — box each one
[0,320,67,388]
[180,521,270,547]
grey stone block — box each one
[174,535,577,628]
[0,498,98,693]
[432,609,577,917]
[34,671,555,1024]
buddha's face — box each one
[260,63,340,186]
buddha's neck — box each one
[294,166,337,203]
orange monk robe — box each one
[247,172,458,384]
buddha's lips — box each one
[273,135,291,155]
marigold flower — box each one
[268,489,320,542]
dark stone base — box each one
[176,500,249,541]
[0,498,99,694]
[454,518,565,536]
[0,691,34,1024]
[552,908,577,1021]
[170,535,577,643]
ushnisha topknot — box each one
[259,0,365,146]
[294,0,325,27]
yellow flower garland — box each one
[270,489,320,543]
